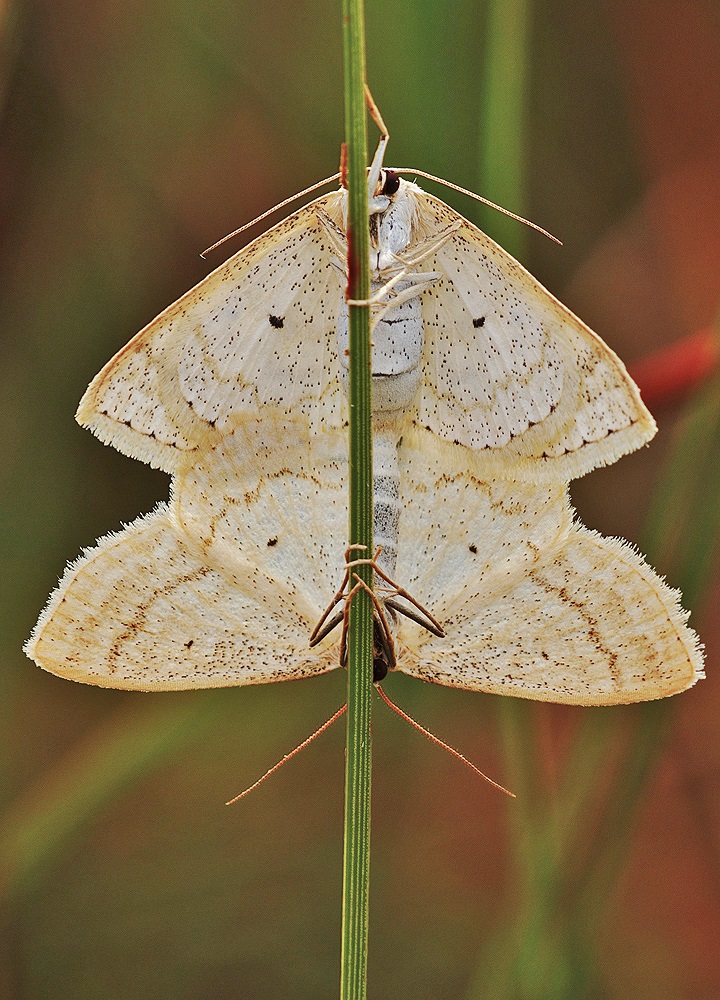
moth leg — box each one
[338,578,362,667]
[346,549,445,638]
[308,544,369,649]
[308,565,351,646]
[310,545,403,674]
[368,273,441,328]
[316,219,429,313]
[336,573,396,674]
[309,609,346,648]
[383,598,444,636]
[371,269,441,303]
[315,545,431,673]
[399,220,462,268]
[316,209,347,257]
[345,573,397,673]
[362,220,463,303]
[346,222,462,309]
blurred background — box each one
[1,0,719,997]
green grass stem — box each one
[340,1,375,998]
[478,0,530,258]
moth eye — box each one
[381,170,400,196]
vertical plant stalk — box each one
[480,0,533,808]
[340,1,374,998]
[479,0,538,896]
[479,0,530,260]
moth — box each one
[75,137,655,485]
[25,419,703,704]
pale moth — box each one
[75,136,656,485]
[25,138,702,702]
[26,418,703,703]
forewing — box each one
[398,515,703,705]
[412,190,656,482]
[77,193,346,474]
[25,504,338,691]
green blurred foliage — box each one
[1,0,719,998]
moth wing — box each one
[25,503,339,691]
[395,427,571,618]
[77,193,346,475]
[173,417,349,618]
[412,189,656,482]
[398,506,703,705]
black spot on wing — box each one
[269,315,284,329]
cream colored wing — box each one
[77,193,346,475]
[410,189,656,482]
[393,427,572,617]
[396,470,703,705]
[24,503,339,691]
[172,417,349,616]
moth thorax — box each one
[371,186,416,273]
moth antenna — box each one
[225,703,347,805]
[202,172,342,257]
[375,685,515,798]
[391,168,562,246]
[365,84,389,138]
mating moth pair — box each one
[26,136,703,705]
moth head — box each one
[368,168,402,216]
[379,169,401,197]
[372,179,420,270]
